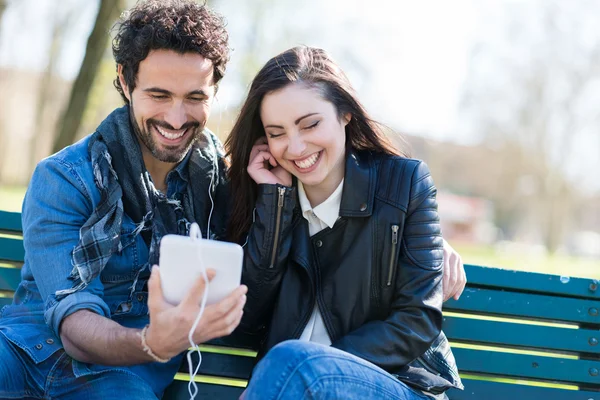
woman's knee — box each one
[255,341,334,381]
[272,340,327,358]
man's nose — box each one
[164,102,187,129]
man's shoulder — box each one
[42,135,93,171]
[200,128,225,157]
[30,135,98,206]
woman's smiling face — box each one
[260,83,350,200]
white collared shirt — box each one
[297,179,344,346]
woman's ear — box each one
[342,113,352,126]
[117,64,132,102]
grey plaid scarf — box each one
[56,105,228,298]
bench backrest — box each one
[443,265,599,399]
[1,210,598,399]
[0,211,23,308]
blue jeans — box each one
[244,340,434,400]
[0,334,157,400]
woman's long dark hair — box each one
[225,46,409,243]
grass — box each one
[454,243,599,279]
[0,185,26,212]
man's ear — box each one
[117,64,132,102]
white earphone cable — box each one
[186,223,208,400]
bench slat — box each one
[463,264,599,301]
[0,297,13,307]
[443,315,600,355]
[444,288,600,326]
[0,211,22,233]
[448,378,598,400]
[0,237,25,263]
[180,350,254,380]
[0,266,21,292]
[453,348,600,386]
[162,380,244,400]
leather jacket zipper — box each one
[269,187,286,268]
[387,225,399,286]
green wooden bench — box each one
[1,209,598,399]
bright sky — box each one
[212,0,481,143]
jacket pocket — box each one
[386,224,400,286]
[99,218,142,283]
[377,222,403,312]
[269,186,286,268]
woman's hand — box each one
[247,137,292,186]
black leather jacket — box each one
[240,150,463,396]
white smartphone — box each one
[158,233,243,306]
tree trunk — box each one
[52,0,123,153]
[0,0,8,24]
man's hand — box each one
[145,266,247,360]
[442,239,466,301]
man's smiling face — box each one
[119,49,215,165]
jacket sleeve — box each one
[238,184,297,335]
[22,158,111,338]
[331,161,444,371]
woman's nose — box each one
[287,136,307,157]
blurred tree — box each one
[29,5,78,176]
[0,0,8,24]
[461,0,600,252]
[52,0,124,153]
[0,0,6,159]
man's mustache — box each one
[147,119,200,131]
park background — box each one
[0,0,598,280]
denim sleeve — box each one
[22,157,110,338]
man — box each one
[0,1,465,399]
[0,1,246,398]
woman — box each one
[226,46,463,399]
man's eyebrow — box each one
[142,88,210,97]
[143,87,171,95]
[187,89,210,97]
[264,113,320,129]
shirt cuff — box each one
[44,291,111,338]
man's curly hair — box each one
[112,0,230,103]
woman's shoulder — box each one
[369,152,434,209]
[369,152,430,177]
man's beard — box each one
[129,105,202,163]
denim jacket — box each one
[0,131,225,396]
